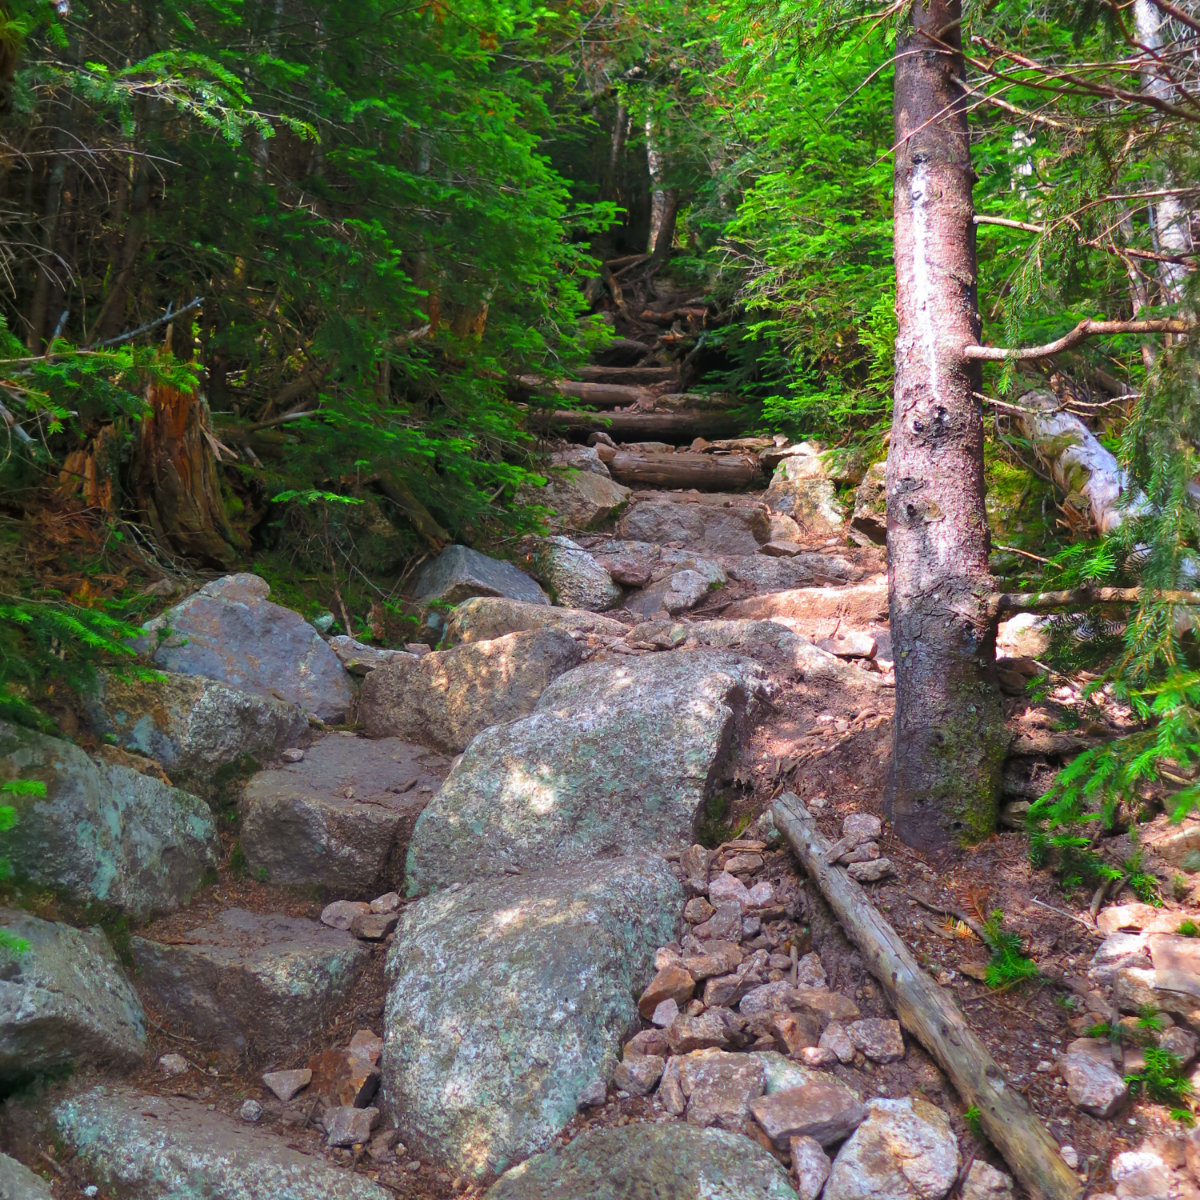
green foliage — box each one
[1179,920,1200,938]
[1126,1045,1193,1112]
[0,780,39,955]
[963,1105,984,1141]
[980,910,1039,989]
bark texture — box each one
[887,0,1007,853]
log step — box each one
[539,408,745,441]
[579,365,676,385]
[607,451,761,492]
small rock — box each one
[685,897,716,923]
[638,965,697,1019]
[577,1079,607,1109]
[749,1076,867,1148]
[755,1011,821,1056]
[240,1098,263,1123]
[1112,1149,1171,1199]
[281,747,306,763]
[743,915,762,938]
[790,1135,832,1200]
[792,987,860,1024]
[799,1046,838,1068]
[709,872,753,908]
[824,1097,958,1200]
[613,1054,665,1097]
[350,911,399,941]
[627,1029,670,1058]
[1060,1039,1129,1117]
[659,1056,686,1115]
[840,841,880,864]
[681,941,744,980]
[668,1008,742,1055]
[309,1045,380,1108]
[367,1129,400,1162]
[796,952,828,990]
[962,1160,1015,1200]
[321,900,371,931]
[370,892,401,915]
[1059,1145,1079,1170]
[652,998,680,1028]
[819,1022,856,1064]
[724,852,764,873]
[739,980,800,1017]
[324,1105,380,1148]
[762,540,806,557]
[678,1048,765,1130]
[262,1068,312,1103]
[680,844,712,895]
[158,1053,190,1077]
[1035,1059,1054,1073]
[1161,1026,1199,1065]
[847,1018,904,1063]
[847,858,893,883]
[348,1030,384,1065]
[694,901,744,941]
[747,881,774,906]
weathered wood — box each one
[538,408,744,440]
[608,451,761,491]
[579,364,676,385]
[517,376,651,409]
[993,584,1200,616]
[593,337,654,366]
[771,792,1082,1200]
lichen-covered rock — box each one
[405,651,766,893]
[131,909,369,1065]
[525,537,622,611]
[626,559,727,618]
[239,733,449,892]
[413,545,548,608]
[358,628,582,752]
[381,855,681,1178]
[484,1123,796,1200]
[617,502,769,556]
[52,1085,393,1199]
[825,1098,959,1200]
[850,461,887,546]
[0,908,145,1083]
[0,1153,54,1200]
[85,671,309,788]
[0,721,218,919]
[720,553,858,593]
[137,574,353,723]
[327,636,414,675]
[442,596,627,646]
[523,460,631,532]
[764,459,844,536]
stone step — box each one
[381,854,681,1179]
[404,649,769,893]
[51,1084,392,1200]
[131,909,370,1066]
[240,731,451,893]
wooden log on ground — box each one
[579,364,676,385]
[608,451,761,491]
[593,337,654,366]
[517,376,651,409]
[539,408,744,441]
[771,792,1082,1200]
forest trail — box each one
[1,281,1195,1200]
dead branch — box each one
[771,792,1083,1200]
[965,317,1194,361]
[991,586,1200,617]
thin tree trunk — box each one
[645,112,675,257]
[887,0,1007,854]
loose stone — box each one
[158,1053,189,1077]
[321,900,370,930]
[612,1054,665,1097]
[325,1105,380,1148]
[847,1018,905,1063]
[790,1136,832,1200]
[262,1068,312,1103]
[638,965,697,1019]
[240,1099,263,1123]
[749,1076,867,1148]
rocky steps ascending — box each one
[5,428,1198,1198]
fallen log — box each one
[538,408,744,441]
[638,306,709,326]
[992,584,1200,617]
[517,377,651,410]
[579,365,676,385]
[593,337,654,366]
[607,451,762,491]
[771,792,1082,1200]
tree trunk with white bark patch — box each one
[887,0,1008,854]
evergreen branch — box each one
[965,318,1195,361]
[973,215,1197,265]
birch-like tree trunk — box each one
[887,0,1008,854]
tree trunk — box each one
[887,0,1007,854]
[133,383,238,567]
[518,377,652,409]
[607,451,761,491]
[540,408,743,441]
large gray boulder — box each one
[381,855,681,1178]
[443,597,626,646]
[413,545,548,608]
[485,1123,796,1200]
[0,722,218,919]
[138,574,352,723]
[850,461,887,546]
[721,553,858,592]
[523,457,631,532]
[85,671,309,788]
[618,501,769,556]
[525,537,622,611]
[52,1085,393,1200]
[405,651,766,893]
[130,909,369,1065]
[358,629,583,753]
[0,908,145,1083]
[239,733,449,893]
[0,1153,54,1200]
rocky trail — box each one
[2,285,1199,1200]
